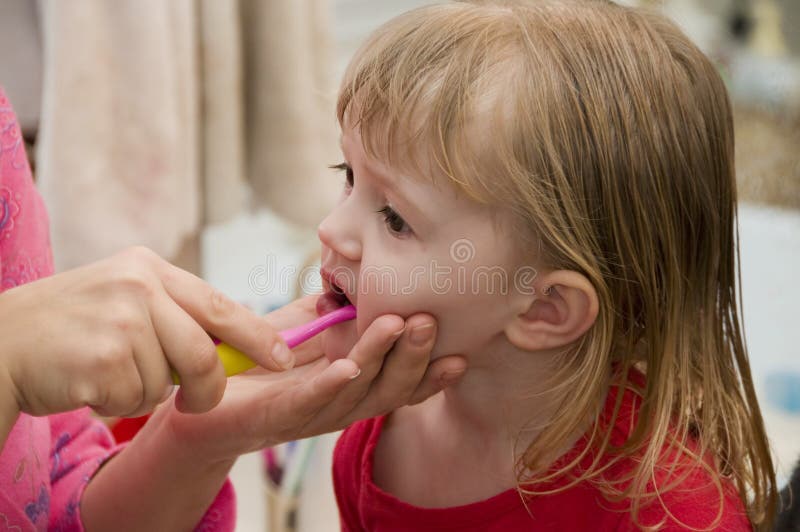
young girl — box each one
[319,1,778,529]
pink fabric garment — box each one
[0,87,235,531]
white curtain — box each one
[33,0,339,272]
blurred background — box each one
[0,0,798,530]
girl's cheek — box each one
[355,311,370,336]
[321,321,360,361]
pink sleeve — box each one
[46,409,123,530]
[195,481,237,532]
[0,88,54,286]
[46,410,236,531]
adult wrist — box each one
[150,401,239,468]
[0,366,21,450]
[0,289,24,448]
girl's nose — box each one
[318,205,362,262]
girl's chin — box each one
[321,321,359,362]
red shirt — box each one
[333,377,751,531]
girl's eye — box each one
[330,162,412,237]
[377,205,411,236]
[330,162,354,190]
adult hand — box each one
[79,294,466,531]
[0,246,293,422]
[153,295,467,461]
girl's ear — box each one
[505,270,599,352]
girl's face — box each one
[317,127,536,363]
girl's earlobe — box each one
[505,271,599,352]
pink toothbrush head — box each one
[279,304,357,348]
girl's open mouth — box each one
[330,278,352,307]
[316,274,354,316]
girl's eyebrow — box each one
[366,161,432,226]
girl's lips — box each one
[319,267,355,311]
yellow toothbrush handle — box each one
[216,343,258,376]
[171,343,257,384]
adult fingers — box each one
[88,348,142,417]
[309,314,406,423]
[127,313,174,417]
[274,358,361,439]
[407,354,467,405]
[342,314,436,423]
[262,295,325,366]
[156,259,294,372]
[148,290,226,414]
[262,295,318,331]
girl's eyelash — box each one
[377,205,411,235]
[329,162,353,188]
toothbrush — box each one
[172,304,356,384]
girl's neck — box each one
[432,338,564,459]
[376,339,607,508]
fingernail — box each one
[271,341,294,369]
[440,370,465,385]
[349,368,362,380]
[409,323,435,346]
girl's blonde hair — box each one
[336,0,777,528]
